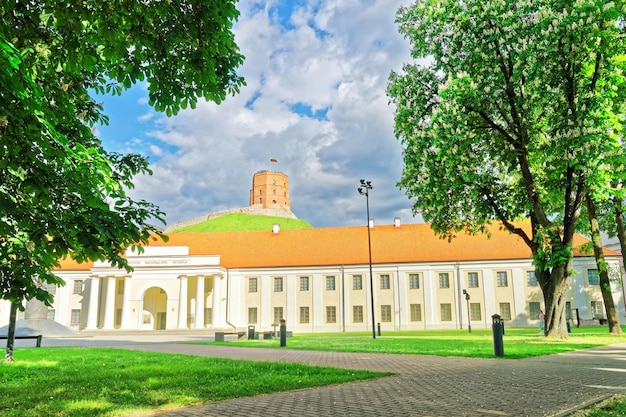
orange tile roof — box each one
[144,223,618,269]
[55,223,619,271]
[57,256,94,271]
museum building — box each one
[1,221,623,334]
[0,171,624,333]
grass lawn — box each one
[0,347,387,417]
[172,213,312,232]
[571,395,626,417]
[211,326,626,359]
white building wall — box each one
[2,253,624,334]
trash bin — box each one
[248,325,255,340]
[491,314,504,357]
[215,332,224,342]
[280,319,287,347]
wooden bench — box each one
[0,335,42,347]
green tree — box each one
[388,0,625,338]
[1,1,244,359]
[585,195,622,334]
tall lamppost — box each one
[463,289,471,333]
[358,179,376,339]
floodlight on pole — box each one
[358,179,376,339]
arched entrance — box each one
[142,287,168,330]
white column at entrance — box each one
[178,275,189,329]
[120,276,132,329]
[102,276,116,329]
[85,275,101,330]
[212,275,223,328]
[194,275,205,328]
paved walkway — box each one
[42,334,626,417]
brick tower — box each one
[249,170,290,210]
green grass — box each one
[0,347,387,417]
[571,395,626,417]
[172,213,312,232]
[212,326,626,359]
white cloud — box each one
[122,0,417,228]
[137,112,154,122]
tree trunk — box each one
[539,264,570,338]
[4,302,18,362]
[587,196,622,333]
[612,197,626,317]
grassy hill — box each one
[170,213,313,233]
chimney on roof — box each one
[394,217,401,228]
[369,218,374,228]
[272,223,280,234]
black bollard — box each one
[377,322,381,336]
[280,319,287,347]
[491,314,504,357]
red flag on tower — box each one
[270,158,278,163]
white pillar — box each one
[85,275,101,330]
[178,275,189,329]
[212,275,223,328]
[120,276,132,329]
[194,275,205,328]
[102,276,116,329]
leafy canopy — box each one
[388,0,625,252]
[0,1,245,305]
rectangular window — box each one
[115,308,122,326]
[381,305,392,322]
[529,302,541,320]
[410,304,422,321]
[326,306,337,323]
[353,306,364,323]
[499,303,511,320]
[204,308,212,324]
[409,273,420,289]
[439,273,450,288]
[496,271,508,287]
[591,301,604,318]
[526,271,538,286]
[380,274,390,290]
[566,301,572,320]
[72,280,84,295]
[117,279,124,294]
[470,303,481,321]
[248,307,257,324]
[467,272,479,288]
[326,276,336,291]
[440,304,452,321]
[248,278,258,293]
[299,306,310,323]
[273,307,284,324]
[353,275,363,290]
[299,276,310,291]
[587,269,600,285]
[70,309,81,326]
[47,309,55,321]
[274,277,283,292]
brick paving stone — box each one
[45,335,626,417]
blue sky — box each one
[96,0,418,229]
